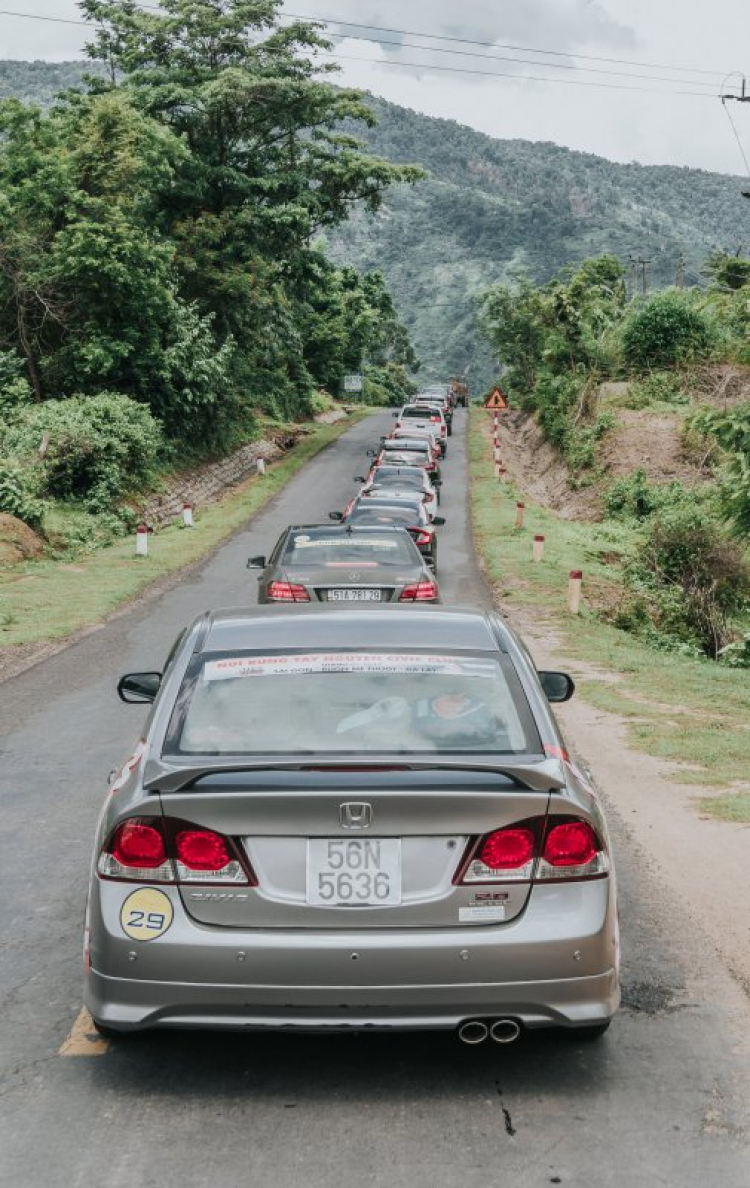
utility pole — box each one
[675,254,685,288]
[640,258,651,296]
[628,255,651,297]
[722,78,750,196]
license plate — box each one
[307,839,401,906]
[327,589,382,601]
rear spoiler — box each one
[142,755,567,794]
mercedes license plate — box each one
[307,839,401,906]
[327,589,382,601]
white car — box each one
[394,405,448,454]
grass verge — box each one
[0,413,370,652]
[469,408,750,821]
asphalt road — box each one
[1,410,749,1187]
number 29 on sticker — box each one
[120,888,174,941]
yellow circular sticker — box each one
[120,888,174,942]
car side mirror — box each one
[354,476,367,483]
[117,672,162,704]
[539,672,575,703]
[433,478,443,486]
[367,449,376,456]
[329,511,343,521]
[392,411,399,417]
[247,555,266,568]
[432,516,446,526]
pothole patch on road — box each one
[620,978,684,1015]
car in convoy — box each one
[413,394,453,435]
[331,500,444,571]
[356,465,440,518]
[388,424,444,460]
[368,443,442,485]
[85,607,619,1041]
[393,405,448,455]
[246,524,439,604]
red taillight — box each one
[479,828,535,870]
[176,830,230,871]
[430,415,440,423]
[411,530,432,545]
[399,581,438,601]
[267,581,310,602]
[543,822,598,867]
[112,821,166,868]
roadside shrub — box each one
[718,633,750,669]
[605,469,685,520]
[631,505,750,657]
[623,292,714,371]
[2,392,164,511]
[628,371,689,409]
[0,350,33,423]
[565,411,614,476]
[689,402,750,535]
[0,458,45,529]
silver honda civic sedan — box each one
[84,607,619,1044]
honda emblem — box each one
[339,802,373,830]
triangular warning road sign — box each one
[484,387,508,410]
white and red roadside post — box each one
[515,501,525,529]
[568,569,583,614]
[532,534,545,563]
[135,523,148,557]
[256,457,266,477]
[182,502,193,527]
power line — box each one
[284,9,737,80]
[293,28,722,89]
[328,52,722,99]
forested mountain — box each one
[2,60,748,391]
[327,97,749,388]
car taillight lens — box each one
[460,826,537,883]
[399,581,438,601]
[458,817,609,884]
[411,530,432,545]
[175,829,249,884]
[537,820,608,879]
[98,818,174,882]
[98,819,253,884]
[267,581,310,602]
[430,415,440,422]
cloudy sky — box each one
[2,1,749,174]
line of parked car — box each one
[247,386,457,604]
[83,381,620,1045]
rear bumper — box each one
[86,967,618,1033]
[85,879,619,1033]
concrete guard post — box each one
[532,534,545,563]
[569,569,583,614]
[135,524,148,557]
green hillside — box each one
[328,96,749,388]
[2,61,748,391]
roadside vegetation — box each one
[0,0,420,557]
[0,413,365,653]
[474,252,750,819]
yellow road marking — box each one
[58,1007,110,1057]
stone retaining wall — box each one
[136,409,348,529]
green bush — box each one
[0,349,33,423]
[2,392,164,511]
[605,469,686,520]
[630,504,750,657]
[0,458,45,529]
[623,292,714,370]
[628,371,689,409]
[718,633,750,668]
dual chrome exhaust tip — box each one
[457,1018,521,1045]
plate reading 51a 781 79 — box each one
[307,839,401,906]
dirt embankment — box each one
[489,411,602,520]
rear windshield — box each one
[402,408,438,419]
[166,650,540,756]
[371,468,424,484]
[282,532,416,568]
[383,440,429,452]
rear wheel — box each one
[92,1018,124,1039]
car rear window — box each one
[166,650,541,756]
[402,408,437,419]
[371,468,424,484]
[383,440,429,452]
[282,532,417,567]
